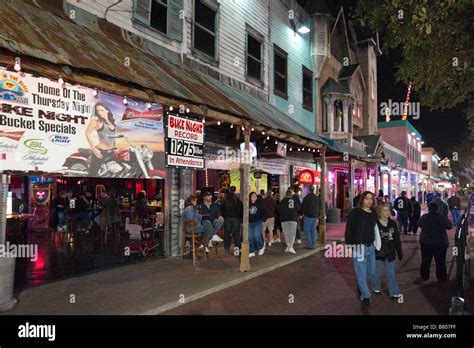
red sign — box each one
[295,166,320,185]
[299,170,314,185]
[0,130,25,141]
[121,108,163,122]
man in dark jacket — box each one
[199,191,225,234]
[221,189,243,254]
[433,193,449,217]
[279,189,299,254]
[291,184,303,244]
[393,191,412,234]
[409,196,421,235]
[447,192,461,226]
[301,185,320,249]
[417,202,453,283]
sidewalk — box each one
[3,223,346,315]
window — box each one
[134,0,168,34]
[322,99,328,132]
[246,33,262,81]
[274,45,288,99]
[422,162,428,170]
[194,0,217,58]
[302,66,313,111]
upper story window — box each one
[302,66,313,111]
[193,0,218,59]
[246,31,263,82]
[274,45,288,99]
[134,0,168,34]
[133,0,183,42]
[422,161,428,170]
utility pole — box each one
[319,145,327,245]
[240,125,251,272]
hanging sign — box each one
[165,113,205,169]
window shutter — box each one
[168,0,184,42]
[316,21,328,56]
[133,0,151,25]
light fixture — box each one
[58,75,64,86]
[251,127,255,132]
[230,123,234,129]
[123,96,128,105]
[275,140,278,144]
[262,131,265,135]
[298,148,301,152]
[202,118,206,124]
[411,132,416,136]
[266,136,270,140]
[217,121,221,126]
[13,58,21,72]
[421,141,425,144]
[290,147,293,151]
[297,25,310,34]
[146,103,152,110]
[169,106,174,111]
[92,89,98,97]
[186,108,190,113]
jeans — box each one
[223,217,241,251]
[420,243,448,281]
[353,244,376,300]
[203,218,224,233]
[248,221,264,254]
[57,210,66,227]
[450,209,460,226]
[373,259,401,296]
[397,211,409,234]
[295,218,301,240]
[303,216,317,248]
[193,220,214,245]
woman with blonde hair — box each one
[373,203,403,300]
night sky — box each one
[297,0,469,157]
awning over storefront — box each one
[0,0,327,149]
[323,138,367,158]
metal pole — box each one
[318,145,326,245]
[240,127,251,272]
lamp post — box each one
[318,145,327,244]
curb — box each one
[142,237,345,315]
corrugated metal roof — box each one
[0,0,326,145]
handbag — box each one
[377,241,390,259]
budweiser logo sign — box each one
[0,130,25,141]
[121,108,163,122]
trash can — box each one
[0,255,17,312]
[327,208,341,224]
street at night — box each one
[0,0,473,346]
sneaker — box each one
[275,238,282,243]
[198,244,205,250]
[373,290,381,295]
[390,294,402,299]
[205,247,210,253]
[361,298,370,308]
[267,241,273,247]
[208,240,213,248]
[258,246,265,256]
[288,247,296,254]
[296,239,302,244]
[249,252,256,258]
[284,247,289,253]
[211,234,224,243]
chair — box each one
[181,220,206,266]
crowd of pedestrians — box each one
[345,189,464,309]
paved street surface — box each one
[164,229,471,315]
